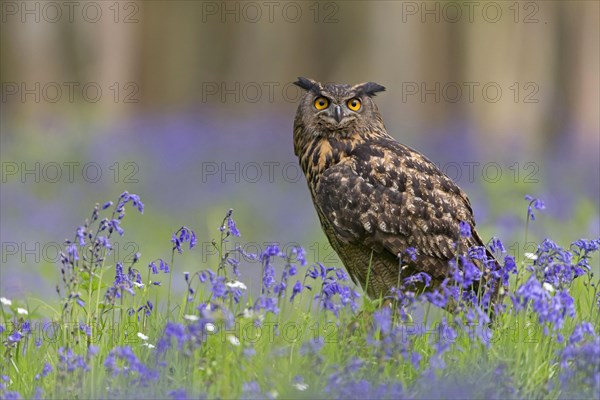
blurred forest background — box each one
[1,1,599,301]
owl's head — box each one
[293,77,386,139]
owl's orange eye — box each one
[347,98,361,111]
[314,97,329,110]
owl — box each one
[292,77,500,314]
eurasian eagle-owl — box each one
[292,77,499,311]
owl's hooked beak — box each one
[334,105,343,123]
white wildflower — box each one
[543,282,555,293]
[524,252,538,260]
[293,383,309,391]
[0,297,12,306]
[17,308,28,315]
[226,280,247,290]
[227,335,240,346]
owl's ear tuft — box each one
[355,82,386,97]
[294,77,318,92]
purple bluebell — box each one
[167,389,188,400]
[404,272,432,288]
[79,323,91,336]
[489,237,505,253]
[109,219,124,236]
[104,346,157,384]
[75,226,86,246]
[405,247,417,261]
[118,191,145,214]
[172,227,197,254]
[149,261,158,274]
[525,194,545,221]
[459,221,472,238]
[290,280,303,301]
[58,347,88,372]
[468,246,487,261]
[560,326,600,397]
[34,363,52,381]
[227,214,241,237]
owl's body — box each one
[293,77,497,305]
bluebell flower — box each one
[58,347,88,372]
[335,268,349,281]
[306,263,333,280]
[571,238,600,273]
[309,266,360,315]
[560,328,600,397]
[254,296,279,314]
[299,337,325,356]
[167,389,188,400]
[34,363,52,381]
[172,227,197,254]
[104,346,156,383]
[110,219,124,236]
[243,347,257,357]
[79,323,91,336]
[373,307,393,334]
[405,247,417,261]
[159,259,170,273]
[227,214,241,237]
[33,387,43,400]
[290,280,303,302]
[512,275,576,332]
[404,272,432,288]
[66,243,79,262]
[75,226,86,246]
[97,236,111,249]
[489,237,505,253]
[424,290,448,308]
[530,238,599,291]
[569,322,596,345]
[88,345,99,356]
[459,221,472,238]
[571,238,600,253]
[149,261,159,274]
[261,244,282,260]
[2,391,22,399]
[503,255,517,274]
[118,191,144,214]
[525,194,545,221]
[468,246,487,261]
[460,256,482,288]
[136,301,154,319]
[7,331,23,346]
[241,381,262,398]
[210,276,228,299]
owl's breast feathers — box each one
[298,133,492,290]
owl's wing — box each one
[315,139,482,272]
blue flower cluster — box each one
[2,193,599,399]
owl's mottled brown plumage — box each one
[293,77,498,311]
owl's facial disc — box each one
[315,99,359,130]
